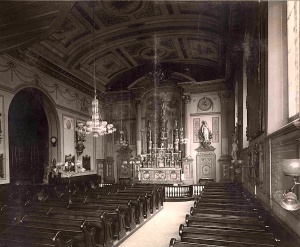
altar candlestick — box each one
[140,130,144,153]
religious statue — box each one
[231,133,238,161]
[231,129,238,162]
[62,155,76,173]
[199,121,213,148]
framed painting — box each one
[246,10,266,141]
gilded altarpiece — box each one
[138,88,183,184]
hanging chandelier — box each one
[115,92,128,147]
[76,3,116,138]
[85,95,116,137]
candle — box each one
[140,130,144,151]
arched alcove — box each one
[8,87,59,184]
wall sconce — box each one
[230,159,243,174]
[50,136,57,147]
[274,159,300,211]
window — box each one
[287,2,300,119]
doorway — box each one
[8,88,50,184]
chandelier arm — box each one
[291,182,300,191]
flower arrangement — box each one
[52,159,86,176]
[75,160,86,173]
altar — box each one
[139,167,181,184]
[137,100,185,185]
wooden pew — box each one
[112,191,152,216]
[190,207,260,219]
[19,215,97,247]
[169,238,224,247]
[95,195,144,223]
[185,214,267,232]
[81,197,138,228]
[96,183,165,207]
[74,189,112,197]
[130,186,164,207]
[64,190,140,227]
[75,184,162,211]
[194,203,257,212]
[200,193,246,199]
[37,185,137,231]
[200,193,246,200]
[82,185,160,213]
[179,224,276,245]
[119,188,158,212]
[0,226,74,247]
[25,202,122,240]
[196,197,251,205]
[75,198,136,231]
[0,211,84,247]
[21,200,117,244]
[30,197,125,238]
[2,203,111,247]
[179,225,275,246]
[132,184,165,204]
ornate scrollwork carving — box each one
[247,141,264,188]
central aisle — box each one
[118,201,194,247]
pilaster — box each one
[135,99,142,156]
[218,91,232,182]
[183,94,191,158]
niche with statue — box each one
[196,120,216,182]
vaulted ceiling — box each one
[0,1,249,97]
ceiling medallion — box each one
[102,1,143,15]
[198,97,213,111]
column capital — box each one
[182,94,191,104]
[135,99,142,109]
[218,91,231,103]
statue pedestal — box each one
[196,145,216,183]
[117,146,133,184]
[182,157,194,185]
[218,155,232,182]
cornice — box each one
[178,79,229,94]
[6,51,107,99]
[267,118,300,140]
